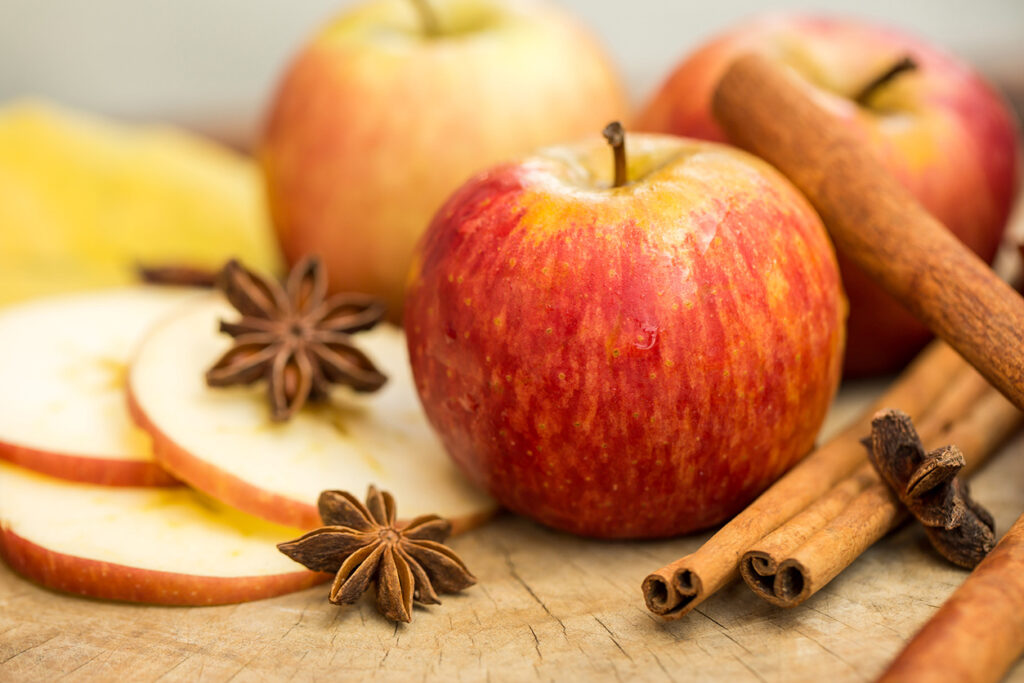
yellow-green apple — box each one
[0,287,201,487]
[0,461,326,605]
[127,296,496,532]
[404,128,846,538]
[261,0,629,319]
[637,15,1020,376]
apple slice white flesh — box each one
[0,461,327,604]
[128,296,496,532]
[0,287,201,486]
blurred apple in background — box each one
[261,0,629,318]
[637,15,1020,376]
[404,127,846,538]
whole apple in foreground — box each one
[405,127,846,538]
[261,0,629,319]
[636,14,1020,376]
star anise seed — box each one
[205,257,387,421]
[277,486,476,623]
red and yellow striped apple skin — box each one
[405,137,846,538]
[637,15,1019,376]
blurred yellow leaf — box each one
[0,100,282,304]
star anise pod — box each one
[866,409,996,568]
[137,263,218,288]
[277,487,476,623]
[205,256,387,421]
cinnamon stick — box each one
[740,367,991,605]
[740,463,876,602]
[744,387,1022,608]
[712,53,1024,414]
[642,341,965,618]
[878,513,1024,683]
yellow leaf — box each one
[0,100,282,305]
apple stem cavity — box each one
[602,121,628,188]
[854,56,918,106]
[410,0,440,37]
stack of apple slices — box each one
[0,287,494,605]
[0,288,192,486]
[128,296,494,533]
[0,461,326,604]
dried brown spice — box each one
[138,264,218,288]
[205,256,387,421]
[866,409,996,568]
[278,487,476,623]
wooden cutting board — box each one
[2,380,1023,682]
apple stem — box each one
[410,0,440,37]
[854,56,918,106]
[603,121,628,188]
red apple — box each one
[261,0,629,319]
[637,14,1020,376]
[404,129,846,538]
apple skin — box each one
[405,134,846,539]
[0,529,328,606]
[0,459,328,605]
[125,387,323,530]
[126,305,496,536]
[261,0,629,319]
[637,15,1020,376]
[126,379,495,536]
[0,440,178,488]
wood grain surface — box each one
[2,383,1024,682]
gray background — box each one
[0,0,1020,146]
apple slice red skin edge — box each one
[125,386,322,529]
[0,528,329,606]
[0,439,179,487]
[126,386,497,535]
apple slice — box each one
[0,461,326,604]
[0,287,201,486]
[128,296,496,532]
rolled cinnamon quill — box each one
[712,53,1024,413]
[879,512,1024,683]
[740,367,993,603]
[642,341,965,618]
[740,463,876,604]
[744,386,1022,608]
